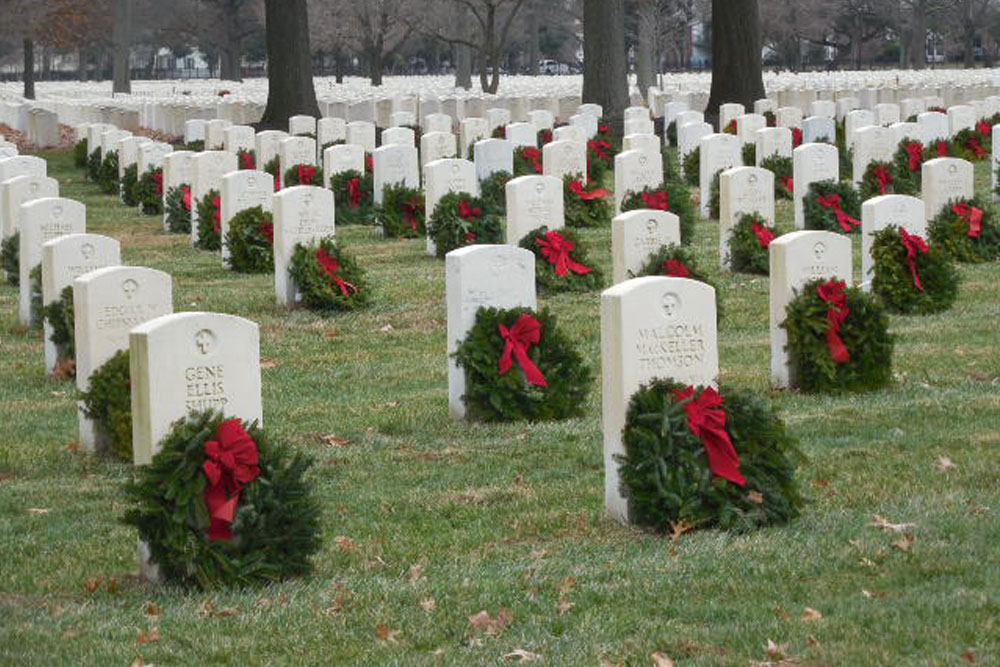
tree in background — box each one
[259,0,319,127]
[706,0,764,120]
[112,0,133,93]
[582,0,627,131]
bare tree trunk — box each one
[910,3,926,69]
[583,0,627,131]
[77,48,87,82]
[370,47,384,86]
[260,0,320,128]
[528,0,539,75]
[112,0,132,94]
[963,21,976,68]
[705,0,764,120]
[636,0,656,97]
[334,48,345,84]
[23,38,35,100]
[220,46,242,81]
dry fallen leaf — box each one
[52,358,76,381]
[334,536,359,552]
[968,505,990,516]
[962,648,976,663]
[130,658,153,667]
[260,359,278,370]
[375,623,401,644]
[320,434,351,447]
[806,635,820,647]
[503,649,542,662]
[468,606,514,636]
[66,441,81,453]
[892,534,915,552]
[28,507,51,515]
[379,324,394,332]
[869,515,917,533]
[748,490,765,505]
[83,577,103,593]
[137,627,161,644]
[936,456,957,473]
[651,652,675,667]
[407,564,424,583]
[145,602,161,617]
[419,597,436,613]
[670,519,694,542]
[801,607,823,622]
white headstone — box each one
[505,175,564,244]
[802,116,835,144]
[921,157,974,221]
[793,143,839,230]
[719,166,775,267]
[860,195,927,285]
[19,197,85,324]
[611,210,681,283]
[543,140,587,181]
[220,170,273,265]
[2,174,59,239]
[420,131,458,169]
[852,125,896,184]
[755,127,792,165]
[324,143,365,180]
[372,144,419,204]
[699,134,740,217]
[272,185,336,306]
[615,148,663,213]
[346,121,377,153]
[917,112,949,145]
[474,138,514,181]
[191,151,239,245]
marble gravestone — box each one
[474,139,514,181]
[272,185,336,306]
[611,210,682,283]
[860,195,927,286]
[504,175,564,244]
[424,158,478,256]
[542,140,587,182]
[614,148,663,214]
[18,197,85,325]
[1,174,59,239]
[191,151,238,245]
[372,144,420,205]
[220,170,273,265]
[698,134,740,218]
[719,167,775,268]
[921,158,973,222]
[793,143,839,230]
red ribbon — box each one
[273,174,281,192]
[536,231,593,277]
[497,314,547,387]
[259,221,274,245]
[660,258,690,277]
[752,222,774,248]
[598,124,610,135]
[365,154,373,173]
[316,248,358,296]
[239,151,255,170]
[900,228,928,291]
[966,136,987,158]
[976,120,991,137]
[212,195,221,234]
[673,386,745,487]
[905,142,924,171]
[463,231,476,244]
[874,166,892,195]
[952,203,983,238]
[781,176,794,195]
[936,141,948,157]
[202,419,261,541]
[402,197,424,231]
[724,119,737,134]
[641,190,669,210]
[152,170,163,195]
[588,140,613,163]
[521,147,543,173]
[817,194,860,233]
[792,127,803,148]
[347,177,361,208]
[458,199,481,219]
[297,164,316,185]
[540,129,553,145]
[569,179,610,201]
[816,279,850,364]
[182,185,192,211]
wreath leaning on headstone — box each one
[377,183,426,238]
[80,349,132,460]
[586,137,615,181]
[287,237,369,312]
[727,213,774,275]
[871,225,959,315]
[164,185,192,234]
[121,164,140,207]
[195,190,223,251]
[43,285,75,375]
[1,232,18,286]
[74,139,88,169]
[237,148,256,170]
[426,192,503,258]
[225,206,274,273]
[682,147,700,187]
[122,409,322,589]
[283,163,324,187]
[803,180,861,235]
[135,165,163,215]
[890,138,926,194]
[513,146,544,176]
[782,278,894,393]
[760,155,793,200]
[620,182,696,245]
[87,149,102,181]
[519,226,604,292]
[635,243,723,316]
[262,155,280,191]
[563,174,612,228]
[98,151,120,195]
[616,379,805,533]
[927,197,1000,263]
[479,171,512,216]
[859,160,913,200]
[330,170,375,226]
[453,306,592,422]
[741,142,756,167]
[28,265,42,329]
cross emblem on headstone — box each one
[195,329,214,354]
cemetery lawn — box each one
[1,150,998,667]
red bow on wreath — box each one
[966,136,987,159]
[900,228,928,291]
[498,314,548,387]
[212,195,222,234]
[458,199,481,219]
[521,147,543,173]
[936,141,949,157]
[816,279,851,364]
[463,232,476,244]
[673,386,745,487]
[588,140,613,162]
[976,121,991,137]
[316,248,358,296]
[297,164,317,185]
[152,170,163,196]
[642,190,669,211]
[273,174,281,192]
[817,193,860,233]
[905,142,924,171]
[403,197,424,231]
[873,166,892,195]
[569,179,610,201]
[792,127,803,148]
[661,258,691,277]
[952,203,983,238]
[536,231,592,277]
[752,222,775,248]
[182,185,192,211]
[259,221,274,245]
[202,419,261,541]
[347,177,362,208]
[781,176,794,195]
[239,151,255,170]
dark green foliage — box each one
[727,214,773,275]
[742,142,756,167]
[666,120,677,147]
[426,192,503,258]
[871,226,959,315]
[330,170,374,226]
[803,180,861,234]
[80,350,132,460]
[513,146,543,176]
[620,181,696,245]
[121,164,139,207]
[858,160,914,200]
[97,151,119,195]
[87,149,101,181]
[122,410,322,589]
[1,232,17,286]
[563,174,612,228]
[661,148,681,183]
[74,139,88,168]
[195,190,222,251]
[164,185,192,234]
[890,138,925,195]
[453,307,591,422]
[617,380,804,532]
[479,171,512,215]
[782,279,894,393]
[377,183,425,238]
[586,138,615,182]
[635,244,723,315]
[263,155,280,182]
[927,197,1000,263]
[519,227,604,293]
[950,128,989,162]
[283,164,324,187]
[760,155,792,200]
[838,147,853,181]
[225,206,274,273]
[135,165,163,215]
[29,264,42,329]
[288,237,370,312]
[708,169,722,219]
[43,285,75,366]
[183,140,205,152]
[683,147,699,187]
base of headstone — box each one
[426,236,437,257]
[138,539,160,583]
[77,403,98,452]
[43,321,56,374]
[860,280,872,293]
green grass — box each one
[1,149,998,666]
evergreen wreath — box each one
[666,120,677,147]
[195,189,223,251]
[330,170,374,226]
[635,244,723,315]
[537,128,553,147]
[287,237,369,312]
[519,226,604,292]
[122,409,322,589]
[838,147,853,181]
[763,110,777,127]
[225,206,274,273]
[121,164,140,207]
[1,232,18,286]
[741,142,756,167]
[682,147,700,187]
[237,148,256,170]
[87,148,102,181]
[927,197,1000,263]
[479,170,512,216]
[803,180,861,234]
[376,183,426,238]
[782,278,894,393]
[951,127,990,162]
[620,182,696,245]
[871,225,959,315]
[74,139,88,168]
[563,174,612,228]
[262,155,280,191]
[723,119,737,135]
[760,154,793,200]
[662,148,682,184]
[164,185,192,234]
[43,285,75,369]
[858,160,910,200]
[183,140,205,152]
[135,165,163,215]
[586,138,615,181]
[97,151,120,195]
[727,213,774,275]
[890,138,926,194]
[513,146,544,175]
[491,126,507,139]
[29,265,42,329]
[453,306,592,422]
[426,192,503,258]
[708,169,722,219]
[80,350,132,460]
[616,379,804,532]
[283,163,324,187]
